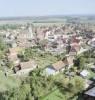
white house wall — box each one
[16,67,36,75]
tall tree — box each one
[29,68,54,99]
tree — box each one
[1,83,32,100]
[29,68,54,99]
[74,56,85,70]
[18,48,35,61]
[56,53,65,61]
[6,61,14,69]
[56,76,84,100]
[74,77,84,93]
[39,39,48,50]
[0,38,7,51]
[0,38,7,59]
[70,67,78,73]
[66,44,71,54]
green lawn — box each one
[41,89,65,100]
[34,54,58,68]
[41,74,83,100]
[41,88,78,100]
[23,48,59,68]
[0,71,21,92]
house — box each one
[17,29,34,40]
[84,87,95,100]
[45,61,66,75]
[3,32,11,38]
[45,31,55,42]
[63,55,74,68]
[8,34,15,40]
[8,47,22,56]
[56,36,65,49]
[7,47,22,66]
[45,55,74,75]
[88,38,95,47]
[80,70,89,78]
[7,54,20,66]
[69,43,81,55]
[17,39,27,48]
[14,60,37,75]
[71,36,80,44]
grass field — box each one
[41,89,64,100]
[40,73,86,100]
[33,21,65,26]
[34,54,58,68]
[41,88,78,100]
[0,71,21,92]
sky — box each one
[0,0,95,17]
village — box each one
[0,0,95,99]
[0,22,95,100]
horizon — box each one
[0,14,95,19]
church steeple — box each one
[27,23,35,39]
[28,24,33,34]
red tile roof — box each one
[52,61,66,71]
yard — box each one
[40,72,84,100]
[34,54,58,68]
[41,88,80,100]
[20,48,59,68]
[41,89,65,100]
[0,71,21,92]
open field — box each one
[0,20,65,26]
[0,16,95,25]
[41,89,64,100]
[0,71,21,92]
